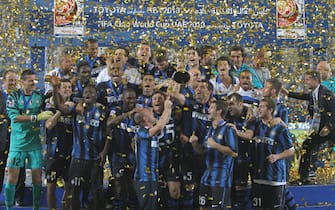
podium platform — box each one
[0,184,334,210]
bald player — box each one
[316,61,335,93]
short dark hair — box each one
[122,87,136,96]
[215,56,232,69]
[185,46,197,52]
[201,79,213,92]
[197,45,215,58]
[20,69,35,80]
[127,56,137,67]
[305,70,320,82]
[137,42,151,49]
[152,90,166,99]
[2,69,16,79]
[155,49,169,63]
[266,78,282,96]
[227,93,243,103]
[116,46,130,57]
[77,61,91,71]
[261,97,276,114]
[83,84,97,92]
[60,78,71,83]
[229,45,245,57]
[86,38,98,47]
[212,99,228,118]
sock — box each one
[4,183,16,210]
[32,183,43,210]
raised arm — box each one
[149,98,173,136]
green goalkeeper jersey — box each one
[6,89,44,152]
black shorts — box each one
[134,181,158,210]
[110,167,136,200]
[252,183,285,209]
[199,184,231,209]
[180,155,205,185]
[44,157,71,183]
[69,158,103,194]
[233,157,250,187]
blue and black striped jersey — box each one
[154,112,179,181]
[109,106,137,173]
[72,104,107,160]
[45,98,73,159]
[96,81,124,111]
[201,120,238,187]
[274,101,289,125]
[134,126,159,182]
[136,94,152,108]
[252,121,293,185]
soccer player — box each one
[106,88,140,209]
[44,54,74,95]
[262,78,297,209]
[170,80,213,210]
[185,46,200,70]
[45,79,74,210]
[133,97,173,210]
[151,91,181,209]
[97,57,126,111]
[210,56,238,100]
[135,42,155,75]
[5,69,53,210]
[69,85,109,210]
[198,45,217,80]
[77,38,106,79]
[252,98,294,210]
[229,45,263,89]
[190,100,238,209]
[72,61,95,103]
[226,93,256,209]
[0,70,26,206]
[137,74,155,108]
[181,68,202,100]
[153,49,176,85]
[234,70,261,106]
[262,78,289,124]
